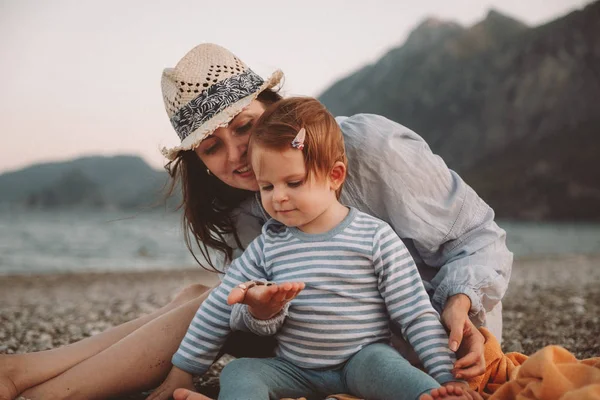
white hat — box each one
[161,43,283,160]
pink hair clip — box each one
[291,128,306,150]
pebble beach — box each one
[1,254,599,398]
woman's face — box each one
[194,100,266,191]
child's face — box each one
[251,145,338,232]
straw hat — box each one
[161,43,283,160]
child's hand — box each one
[146,366,195,400]
[227,281,305,320]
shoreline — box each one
[2,251,600,278]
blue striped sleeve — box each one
[172,235,269,375]
[373,224,457,384]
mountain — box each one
[0,155,174,210]
[25,169,107,208]
[463,122,600,220]
[319,2,600,221]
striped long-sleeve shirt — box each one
[172,207,456,384]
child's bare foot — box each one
[227,281,305,320]
[172,388,212,400]
[419,384,483,400]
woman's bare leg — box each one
[19,290,209,400]
[0,284,210,400]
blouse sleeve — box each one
[338,114,513,324]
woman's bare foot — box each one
[227,281,305,320]
[172,388,212,400]
[0,358,20,400]
[419,384,483,400]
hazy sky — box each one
[0,0,589,173]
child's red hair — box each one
[250,97,347,198]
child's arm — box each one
[374,223,458,385]
[172,236,269,375]
[146,277,244,400]
[229,281,304,336]
[230,302,289,336]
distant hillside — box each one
[0,155,175,210]
[463,122,600,220]
[319,2,600,221]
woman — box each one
[0,43,511,400]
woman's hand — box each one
[441,294,486,379]
[146,366,195,400]
[227,281,305,320]
[452,320,486,379]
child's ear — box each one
[329,161,346,191]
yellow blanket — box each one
[469,327,528,395]
[476,327,600,399]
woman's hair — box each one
[164,88,282,272]
[250,97,347,198]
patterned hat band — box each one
[160,43,284,160]
[170,69,265,141]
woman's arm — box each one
[339,114,510,378]
[338,113,513,325]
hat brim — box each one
[161,69,284,161]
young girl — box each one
[149,97,474,400]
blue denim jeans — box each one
[218,343,440,400]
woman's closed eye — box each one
[201,122,251,155]
[203,142,221,155]
[235,121,253,135]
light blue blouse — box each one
[229,113,513,330]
